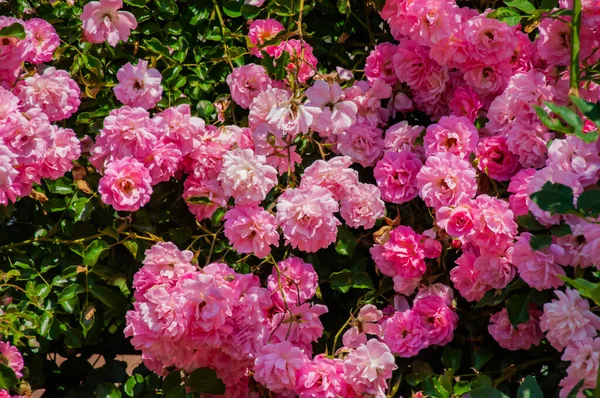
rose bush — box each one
[1,0,600,397]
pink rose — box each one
[80,0,137,47]
[98,157,152,212]
[114,59,163,110]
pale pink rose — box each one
[537,17,570,66]
[408,0,461,46]
[252,123,302,175]
[416,152,477,210]
[0,87,20,136]
[223,204,279,258]
[282,39,318,83]
[505,119,553,169]
[450,249,490,302]
[39,126,81,180]
[98,157,152,212]
[547,136,600,187]
[488,307,543,351]
[340,183,385,229]
[248,19,285,58]
[24,18,59,63]
[342,304,383,349]
[412,296,458,346]
[423,115,478,159]
[463,13,518,64]
[436,202,475,239]
[299,156,359,201]
[507,168,536,217]
[14,67,81,122]
[470,195,518,255]
[296,355,357,398]
[0,145,22,205]
[414,283,454,306]
[526,167,582,226]
[381,0,419,39]
[336,123,384,167]
[80,0,137,47]
[114,59,163,110]
[393,275,422,296]
[226,64,272,109]
[473,251,516,290]
[305,80,357,136]
[540,288,600,351]
[411,65,450,114]
[265,94,313,138]
[374,150,423,204]
[370,225,426,278]
[382,310,430,357]
[267,257,317,308]
[270,303,328,354]
[476,136,520,181]
[154,104,206,156]
[448,85,482,122]
[582,223,600,269]
[510,233,566,291]
[182,175,228,221]
[89,106,159,170]
[143,140,181,185]
[218,148,278,205]
[276,186,340,253]
[384,121,424,152]
[559,338,600,398]
[254,342,308,394]
[343,339,396,396]
[344,80,392,127]
[248,87,291,129]
[0,17,32,67]
[390,92,414,116]
[365,42,399,85]
[336,66,354,80]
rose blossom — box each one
[547,136,600,187]
[25,18,59,63]
[416,152,477,209]
[80,0,137,47]
[540,288,600,351]
[276,186,340,253]
[0,341,24,378]
[383,310,430,357]
[488,307,543,351]
[226,64,272,109]
[436,202,475,239]
[300,156,359,201]
[412,296,459,346]
[370,225,426,278]
[507,168,536,217]
[305,80,358,137]
[114,59,163,110]
[510,233,566,291]
[98,157,152,212]
[223,204,279,258]
[365,42,398,85]
[254,342,308,394]
[296,355,356,398]
[336,123,384,167]
[183,175,228,221]
[248,19,285,58]
[267,257,318,308]
[270,303,328,354]
[448,86,482,122]
[343,339,397,396]
[450,249,490,302]
[14,67,81,122]
[423,115,478,159]
[340,183,385,229]
[383,121,424,152]
[342,304,383,349]
[218,148,278,205]
[374,150,423,204]
[476,136,520,181]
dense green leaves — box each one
[187,368,226,394]
[518,376,544,398]
[0,22,26,39]
[530,182,575,214]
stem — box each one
[569,0,582,97]
[212,0,235,71]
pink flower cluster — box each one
[0,87,80,205]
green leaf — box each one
[516,214,546,231]
[441,346,462,371]
[454,381,472,396]
[507,293,531,327]
[95,382,122,398]
[80,305,95,338]
[504,0,536,13]
[91,286,118,309]
[470,387,510,398]
[0,22,25,39]
[518,376,544,398]
[124,0,147,6]
[211,207,226,226]
[529,234,552,251]
[559,276,600,305]
[335,226,357,256]
[567,380,585,398]
[72,198,94,222]
[405,360,434,387]
[124,376,137,397]
[0,364,18,389]
[186,196,212,205]
[165,386,187,398]
[122,241,138,258]
[162,370,182,394]
[329,270,353,293]
[241,4,261,18]
[535,106,571,134]
[487,7,521,25]
[223,1,242,17]
[471,349,494,370]
[541,0,558,8]
[569,96,600,142]
[187,367,226,394]
[83,240,110,266]
[337,0,351,14]
[545,101,583,133]
[530,182,576,214]
[550,223,572,237]
[577,190,600,217]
